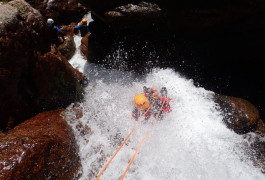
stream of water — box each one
[66,13,265,180]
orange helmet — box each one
[81,19,87,24]
[134,94,149,110]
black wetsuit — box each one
[47,25,62,46]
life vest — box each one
[159,97,172,113]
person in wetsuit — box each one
[74,18,90,37]
[132,87,171,121]
[46,18,65,51]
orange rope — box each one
[141,100,156,120]
[95,127,136,180]
[119,131,151,180]
[95,97,167,180]
[94,100,155,179]
[120,100,166,180]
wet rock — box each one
[58,35,76,60]
[65,103,92,143]
[214,94,261,134]
[33,52,84,111]
[99,2,163,31]
[71,103,84,120]
[0,109,81,180]
[60,23,76,36]
[24,0,88,24]
[0,0,50,131]
[243,132,265,173]
[77,0,128,10]
[214,94,265,171]
[80,32,91,60]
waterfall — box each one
[67,13,265,180]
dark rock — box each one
[243,132,265,173]
[0,109,81,180]
[24,0,88,24]
[0,0,50,131]
[79,0,265,32]
[77,0,130,11]
[214,94,265,171]
[58,35,76,60]
[214,94,260,134]
[60,23,77,36]
[80,32,91,60]
[33,52,84,111]
[98,2,163,31]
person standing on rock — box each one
[74,19,90,37]
[46,18,65,52]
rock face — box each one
[33,52,84,112]
[24,0,88,24]
[0,0,49,131]
[214,94,265,172]
[0,109,81,180]
[80,33,91,60]
[99,2,163,31]
[0,0,84,131]
[58,35,76,60]
[79,0,265,32]
[215,94,261,134]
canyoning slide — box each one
[1,0,265,179]
[66,67,265,180]
[95,87,170,180]
[65,12,265,180]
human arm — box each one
[55,26,65,42]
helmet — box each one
[81,19,87,24]
[134,94,149,110]
[47,18,54,26]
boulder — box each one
[77,0,128,10]
[0,0,50,131]
[214,94,265,171]
[58,35,76,60]
[0,109,81,180]
[214,94,261,134]
[95,1,163,31]
[24,0,88,24]
[33,52,84,111]
[80,32,91,60]
[60,22,77,36]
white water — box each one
[66,13,265,180]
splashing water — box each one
[66,13,265,180]
[69,12,92,73]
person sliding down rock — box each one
[132,86,171,121]
[46,18,65,53]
